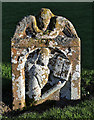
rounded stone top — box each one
[11,8,80,48]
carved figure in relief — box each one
[11,8,80,109]
[26,48,50,101]
[26,47,72,101]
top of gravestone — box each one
[11,8,80,48]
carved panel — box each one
[11,8,81,110]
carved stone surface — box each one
[26,48,50,101]
[11,8,81,110]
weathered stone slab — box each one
[11,8,81,110]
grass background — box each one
[2,2,94,119]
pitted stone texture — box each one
[26,48,50,101]
[11,8,79,47]
[11,8,81,110]
[25,47,72,101]
[48,50,72,84]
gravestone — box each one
[11,8,81,110]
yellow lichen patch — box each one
[70,60,80,72]
[41,73,48,85]
[40,8,54,17]
[13,99,25,110]
[72,78,80,95]
[59,31,65,36]
[37,8,55,31]
[32,16,42,33]
[21,96,26,107]
[22,68,25,80]
[55,20,62,31]
[12,48,17,55]
[12,64,20,79]
[12,82,20,103]
[40,48,50,56]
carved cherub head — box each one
[37,8,55,31]
[37,48,51,66]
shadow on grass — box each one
[3,97,83,118]
[2,78,13,110]
[2,66,94,117]
[2,80,93,118]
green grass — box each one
[2,63,11,79]
[81,69,94,97]
[2,2,94,120]
[2,97,94,120]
